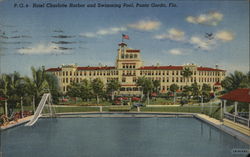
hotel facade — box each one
[47,43,226,95]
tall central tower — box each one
[115,43,143,69]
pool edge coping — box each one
[1,112,250,145]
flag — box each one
[122,34,129,40]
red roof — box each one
[197,67,225,72]
[126,50,140,53]
[0,97,7,101]
[139,66,183,70]
[77,66,115,70]
[220,88,250,103]
[46,68,62,72]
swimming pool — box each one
[1,117,249,157]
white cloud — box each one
[190,36,213,50]
[154,28,185,41]
[186,12,223,26]
[80,26,126,38]
[128,20,161,31]
[215,31,234,42]
[167,49,184,55]
[80,32,97,38]
[17,44,62,54]
[96,27,127,35]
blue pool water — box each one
[1,117,249,157]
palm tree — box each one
[107,79,121,100]
[67,82,81,104]
[153,80,161,94]
[170,84,179,104]
[80,79,92,102]
[24,66,49,107]
[0,72,25,116]
[181,67,193,85]
[136,77,154,104]
[91,78,104,104]
[191,82,200,98]
[221,71,249,92]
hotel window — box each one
[66,78,68,83]
[176,71,178,75]
[162,71,165,75]
[63,78,65,83]
[133,65,135,68]
[167,71,169,75]
[133,77,136,82]
[134,54,137,58]
[70,71,72,76]
[89,72,92,76]
[140,71,142,75]
[172,77,174,82]
[172,71,174,75]
[122,78,126,82]
[194,71,196,75]
[167,77,169,82]
[63,71,65,76]
[162,78,165,82]
[130,54,133,58]
[66,71,68,76]
[121,54,124,58]
[125,54,129,58]
[129,65,132,68]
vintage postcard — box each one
[0,0,249,156]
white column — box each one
[223,100,227,113]
[234,101,238,116]
[220,100,223,120]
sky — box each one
[0,0,249,77]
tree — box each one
[67,82,81,103]
[91,78,104,104]
[182,85,191,99]
[136,77,154,104]
[222,71,249,92]
[181,67,193,85]
[0,72,25,115]
[106,79,121,100]
[201,84,211,102]
[191,82,200,98]
[45,73,61,104]
[153,80,161,94]
[170,84,179,104]
[80,79,92,101]
[24,66,49,107]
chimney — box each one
[215,64,219,69]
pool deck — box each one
[195,114,250,145]
[1,112,250,145]
[0,116,33,130]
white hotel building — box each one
[47,43,226,95]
